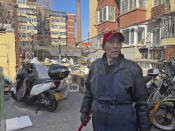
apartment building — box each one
[48,10,75,47]
[90,0,175,60]
[152,0,175,61]
[119,0,149,61]
[115,0,175,62]
[0,0,14,30]
[96,0,119,45]
[16,0,38,50]
[48,11,67,46]
[88,0,119,59]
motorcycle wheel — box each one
[152,106,175,130]
[47,99,58,112]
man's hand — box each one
[80,112,89,126]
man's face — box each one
[104,37,122,59]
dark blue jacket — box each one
[80,54,150,131]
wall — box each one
[50,15,66,46]
[146,0,153,19]
[96,0,119,35]
[121,46,141,60]
[89,0,98,38]
[171,0,175,11]
[66,13,76,46]
[0,32,16,81]
[165,47,175,61]
[120,9,146,28]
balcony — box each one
[151,3,170,18]
[119,8,146,28]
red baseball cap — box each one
[102,30,125,49]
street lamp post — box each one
[58,34,61,62]
[58,38,61,62]
[31,31,34,58]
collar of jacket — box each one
[102,53,124,68]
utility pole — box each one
[14,1,20,70]
[0,67,5,131]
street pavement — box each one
[4,92,161,131]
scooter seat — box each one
[34,78,51,85]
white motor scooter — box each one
[10,61,69,112]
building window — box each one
[51,32,66,36]
[99,9,103,22]
[161,13,175,39]
[130,28,135,44]
[19,25,35,30]
[18,16,27,22]
[122,29,129,44]
[17,0,26,5]
[97,6,115,24]
[121,0,146,14]
[121,0,128,14]
[62,39,66,43]
[108,6,115,21]
[51,18,66,23]
[29,18,37,23]
[138,0,146,8]
[17,8,36,15]
[129,0,136,10]
[60,26,66,29]
[154,0,170,7]
[138,27,145,42]
[52,25,66,29]
[152,28,160,45]
[122,26,146,45]
[97,34,103,48]
[102,7,107,21]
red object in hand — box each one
[31,35,34,39]
[78,109,92,131]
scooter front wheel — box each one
[47,99,58,112]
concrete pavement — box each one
[4,92,161,131]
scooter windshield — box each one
[34,63,50,79]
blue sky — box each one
[52,0,89,42]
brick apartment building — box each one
[66,13,76,46]
[89,0,175,62]
[46,10,75,47]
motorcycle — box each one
[10,60,69,112]
[144,68,159,96]
[149,67,175,130]
[147,59,175,106]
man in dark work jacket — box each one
[80,30,150,131]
